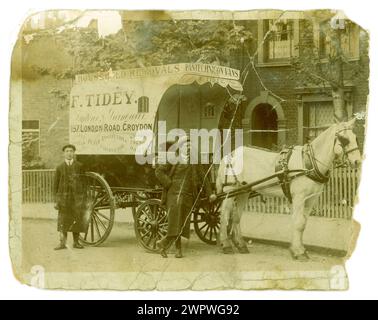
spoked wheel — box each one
[79,172,115,246]
[193,200,222,245]
[134,199,168,252]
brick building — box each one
[18,12,369,169]
[16,33,73,169]
[237,16,368,150]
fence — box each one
[22,167,361,220]
[22,169,55,203]
[246,167,361,220]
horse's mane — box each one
[311,123,339,145]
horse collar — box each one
[304,144,330,184]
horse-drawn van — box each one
[69,63,243,251]
[71,63,362,260]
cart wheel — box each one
[134,199,168,252]
[79,172,115,246]
[193,200,221,245]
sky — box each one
[28,10,123,37]
[76,10,122,37]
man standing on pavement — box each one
[53,144,86,250]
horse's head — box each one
[334,118,362,168]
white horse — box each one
[216,118,361,260]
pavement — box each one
[17,203,349,290]
[22,203,134,223]
[21,217,345,275]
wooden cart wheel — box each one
[134,199,168,252]
[79,172,115,246]
[193,200,221,245]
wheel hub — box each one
[203,213,218,227]
[149,220,158,232]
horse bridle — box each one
[305,127,359,182]
[335,128,360,166]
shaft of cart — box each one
[211,169,312,202]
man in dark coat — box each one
[155,137,216,258]
[53,144,86,250]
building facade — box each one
[18,12,369,169]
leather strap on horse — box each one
[303,144,330,184]
[275,146,294,203]
[223,159,246,188]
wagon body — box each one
[69,63,243,250]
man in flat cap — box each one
[53,144,86,250]
[155,136,216,258]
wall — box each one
[22,76,72,168]
[241,213,355,252]
[19,34,74,168]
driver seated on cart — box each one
[155,136,217,258]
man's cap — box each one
[62,144,76,152]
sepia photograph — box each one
[9,9,368,290]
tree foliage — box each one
[291,19,368,90]
[22,19,255,78]
[290,16,368,121]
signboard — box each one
[69,63,242,155]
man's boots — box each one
[54,232,68,250]
[156,236,174,258]
[175,237,183,258]
[73,233,84,249]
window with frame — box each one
[318,20,359,60]
[22,120,40,163]
[203,102,215,119]
[138,96,149,113]
[302,101,334,143]
[260,19,297,63]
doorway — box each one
[251,103,278,149]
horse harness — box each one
[302,144,330,184]
[274,146,295,203]
[223,161,245,188]
[221,129,356,204]
[335,128,360,162]
[274,128,357,202]
[222,145,330,204]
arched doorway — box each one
[242,91,286,150]
[251,103,278,149]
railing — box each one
[22,169,55,203]
[23,167,361,220]
[246,167,361,220]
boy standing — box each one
[53,144,86,250]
